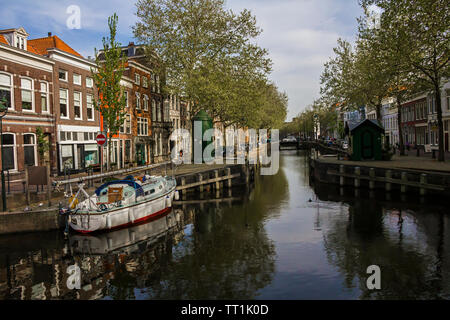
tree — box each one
[133,0,274,127]
[92,13,127,170]
[363,0,450,161]
[36,127,49,166]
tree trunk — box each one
[435,82,445,162]
[397,97,405,156]
[376,104,382,125]
[107,130,112,171]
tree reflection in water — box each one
[315,184,450,300]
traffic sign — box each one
[96,133,107,146]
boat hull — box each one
[69,189,176,233]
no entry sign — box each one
[96,133,107,146]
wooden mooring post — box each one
[420,174,427,196]
[369,168,375,190]
[198,174,204,193]
[339,165,344,186]
[226,168,232,188]
[354,167,360,188]
[401,172,407,193]
[385,170,392,192]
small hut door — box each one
[361,130,374,159]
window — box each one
[87,94,94,120]
[125,140,131,163]
[151,74,155,92]
[136,93,141,109]
[135,73,140,85]
[23,134,36,167]
[74,92,82,119]
[86,77,93,88]
[152,99,156,121]
[124,91,128,108]
[73,73,81,85]
[157,101,162,122]
[126,114,131,134]
[2,133,16,170]
[156,75,160,93]
[137,117,148,136]
[21,78,33,111]
[60,89,68,118]
[40,82,49,113]
[143,94,149,111]
[0,73,13,110]
[142,77,148,88]
[59,70,68,81]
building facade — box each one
[28,33,100,174]
[0,27,57,176]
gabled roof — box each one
[28,35,82,57]
[349,119,384,133]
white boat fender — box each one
[129,210,135,223]
[106,215,112,229]
[174,190,180,200]
[166,195,172,208]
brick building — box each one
[0,27,56,176]
[28,33,101,174]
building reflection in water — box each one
[0,180,280,300]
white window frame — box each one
[59,69,68,82]
[124,91,129,108]
[2,133,17,171]
[74,91,82,120]
[136,92,141,109]
[137,117,148,136]
[73,73,82,86]
[0,72,14,111]
[126,114,131,134]
[23,133,37,167]
[39,81,49,114]
[143,94,149,111]
[142,76,148,88]
[86,93,95,121]
[20,76,34,112]
[86,77,93,88]
[135,73,140,85]
[59,88,69,119]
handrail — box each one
[54,161,173,186]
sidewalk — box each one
[318,152,450,173]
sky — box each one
[0,0,364,121]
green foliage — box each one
[92,13,127,169]
[35,127,49,158]
[133,0,286,128]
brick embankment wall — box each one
[0,209,64,235]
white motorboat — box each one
[63,175,177,233]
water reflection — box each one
[0,151,449,299]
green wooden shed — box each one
[192,110,214,163]
[348,119,384,161]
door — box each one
[136,144,145,166]
[77,145,85,170]
[361,130,374,159]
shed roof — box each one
[349,119,384,133]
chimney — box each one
[48,32,52,37]
[127,42,135,56]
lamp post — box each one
[0,99,8,212]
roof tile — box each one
[28,35,82,57]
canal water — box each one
[0,151,449,300]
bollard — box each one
[198,174,204,193]
[420,174,427,196]
[369,168,375,190]
[214,170,220,190]
[181,177,186,197]
[416,148,420,157]
[354,167,360,188]
[401,172,407,193]
[339,165,345,186]
[226,168,232,188]
[385,170,392,192]
[432,149,436,159]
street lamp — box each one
[0,99,8,212]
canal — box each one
[0,151,449,299]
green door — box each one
[136,144,145,166]
[361,130,374,159]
